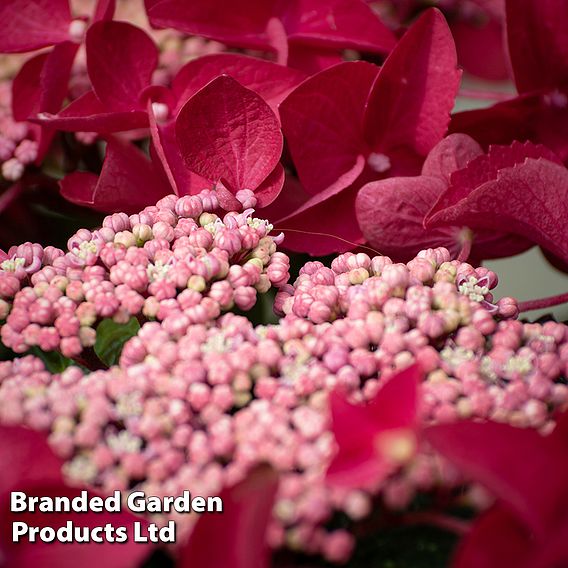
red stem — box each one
[0,182,23,215]
[518,292,568,313]
[458,88,512,102]
[400,512,471,536]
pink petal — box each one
[279,61,379,195]
[0,0,71,53]
[145,0,276,51]
[505,0,568,93]
[86,21,158,111]
[285,0,396,54]
[172,53,306,116]
[178,466,278,568]
[12,41,78,121]
[35,91,149,132]
[452,506,531,568]
[60,137,168,213]
[364,9,461,160]
[426,421,568,535]
[176,75,283,193]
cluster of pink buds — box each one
[0,80,38,181]
[276,248,519,323]
[0,190,290,358]
[1,274,567,561]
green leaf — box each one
[94,317,140,367]
[29,347,74,373]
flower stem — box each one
[518,292,568,313]
[0,182,23,214]
[458,88,512,102]
[400,512,471,536]
[456,229,473,263]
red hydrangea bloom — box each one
[426,413,568,568]
[356,134,537,262]
[43,46,303,211]
[425,141,568,265]
[326,364,422,491]
[144,0,396,72]
[451,0,568,163]
[272,9,461,254]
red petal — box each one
[453,17,509,82]
[178,466,278,568]
[453,506,532,568]
[449,95,539,150]
[431,141,561,216]
[254,163,285,207]
[0,426,151,568]
[262,173,312,222]
[531,519,568,568]
[176,75,283,193]
[145,0,276,51]
[286,44,343,74]
[327,364,421,490]
[364,9,461,160]
[12,41,78,121]
[0,0,71,53]
[59,171,99,207]
[275,178,365,255]
[0,426,63,496]
[35,91,149,132]
[1,488,151,568]
[92,0,116,21]
[86,21,158,111]
[60,137,168,213]
[356,175,455,260]
[279,61,379,195]
[426,421,568,534]
[172,53,306,117]
[285,0,396,54]
[421,133,484,184]
[505,0,568,93]
[148,106,212,196]
[429,156,568,262]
